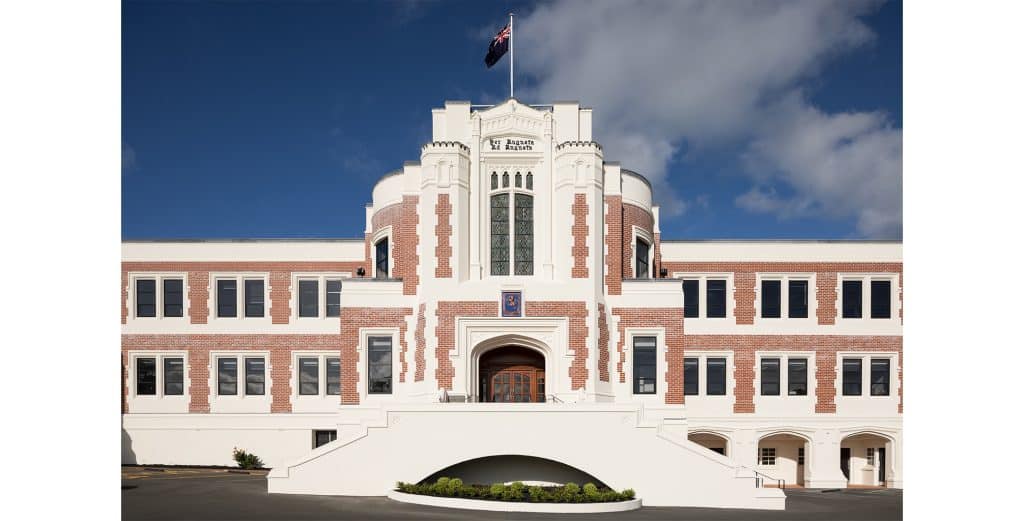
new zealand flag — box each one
[485,24,510,68]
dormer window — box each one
[489,169,534,276]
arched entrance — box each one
[840,432,894,487]
[756,432,811,487]
[478,345,545,402]
[688,431,730,457]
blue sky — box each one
[123,0,901,240]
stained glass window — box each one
[490,171,498,190]
[514,194,533,275]
[515,171,522,187]
[490,193,510,275]
[502,171,509,188]
[526,172,533,190]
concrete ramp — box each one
[267,403,785,510]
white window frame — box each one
[675,272,734,320]
[622,328,667,401]
[359,328,400,399]
[754,352,816,398]
[209,273,270,320]
[484,164,538,278]
[631,226,654,279]
[835,352,898,400]
[127,351,189,400]
[291,351,342,400]
[866,447,875,466]
[128,273,189,320]
[682,351,734,398]
[209,351,271,399]
[371,227,393,280]
[754,273,816,320]
[292,273,350,319]
[837,273,899,321]
[760,447,777,465]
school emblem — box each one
[501,291,523,317]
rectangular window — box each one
[683,357,699,395]
[798,447,805,465]
[299,357,319,395]
[789,280,809,318]
[326,357,340,395]
[368,336,393,394]
[375,238,390,279]
[682,280,699,318]
[163,279,184,317]
[761,280,781,318]
[217,279,237,317]
[163,357,184,395]
[842,358,862,396]
[867,447,875,465]
[842,280,863,318]
[636,239,649,279]
[245,357,265,396]
[760,358,780,396]
[632,336,657,394]
[760,447,776,465]
[314,430,337,449]
[136,279,156,317]
[707,358,727,396]
[299,280,319,318]
[218,358,237,395]
[707,279,727,318]
[326,279,342,317]
[136,357,156,395]
[788,358,808,396]
[870,358,891,396]
[871,280,892,319]
[244,280,264,317]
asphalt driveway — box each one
[122,467,902,521]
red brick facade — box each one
[338,307,413,405]
[525,301,589,390]
[434,301,499,390]
[571,193,589,278]
[435,194,452,278]
[621,203,654,279]
[414,303,426,382]
[597,303,610,382]
[612,307,686,404]
[604,195,623,295]
[368,196,420,295]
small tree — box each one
[231,447,264,469]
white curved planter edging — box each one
[387,490,642,513]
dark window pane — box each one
[326,279,342,317]
[163,357,184,395]
[526,172,533,190]
[633,336,657,394]
[244,279,264,317]
[707,280,727,318]
[163,279,183,317]
[375,238,389,279]
[842,359,862,396]
[314,430,337,448]
[490,172,498,190]
[502,171,509,188]
[843,280,863,318]
[515,171,522,187]
[636,239,649,279]
[136,279,156,317]
[299,280,319,317]
[326,357,341,395]
[761,280,781,318]
[761,358,780,395]
[245,358,265,395]
[870,359,890,396]
[368,337,392,394]
[788,358,808,396]
[136,357,156,395]
[490,194,509,275]
[217,280,237,317]
[218,358,237,395]
[683,280,699,318]
[707,358,727,395]
[514,194,534,275]
[684,357,699,395]
[789,280,808,318]
[299,358,319,395]
[871,280,892,319]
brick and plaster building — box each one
[121,99,901,509]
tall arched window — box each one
[636,238,650,279]
[490,170,534,276]
[375,237,389,279]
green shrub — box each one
[231,447,264,469]
[489,483,505,499]
[447,478,463,496]
[395,479,633,503]
[564,482,580,496]
[621,488,635,500]
[583,483,599,500]
[503,481,525,501]
[528,485,545,502]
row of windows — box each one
[133,276,343,319]
[677,276,895,320]
[132,337,395,397]
[631,337,892,397]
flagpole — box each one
[509,12,514,99]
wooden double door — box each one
[482,365,545,402]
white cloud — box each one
[514,0,900,237]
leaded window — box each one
[514,194,533,275]
[489,169,534,276]
[490,193,510,275]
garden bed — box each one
[390,479,641,512]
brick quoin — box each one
[597,303,610,382]
[604,195,623,295]
[571,193,589,278]
[366,197,420,295]
[684,335,902,414]
[525,301,589,390]
[621,203,654,279]
[339,307,413,404]
[653,232,662,277]
[612,308,685,404]
[122,334,343,413]
[121,270,129,324]
[660,261,904,327]
[435,301,499,390]
[269,270,291,324]
[188,271,209,324]
[414,303,426,382]
[435,194,453,278]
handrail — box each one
[751,469,785,490]
[546,394,564,403]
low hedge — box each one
[395,477,635,503]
